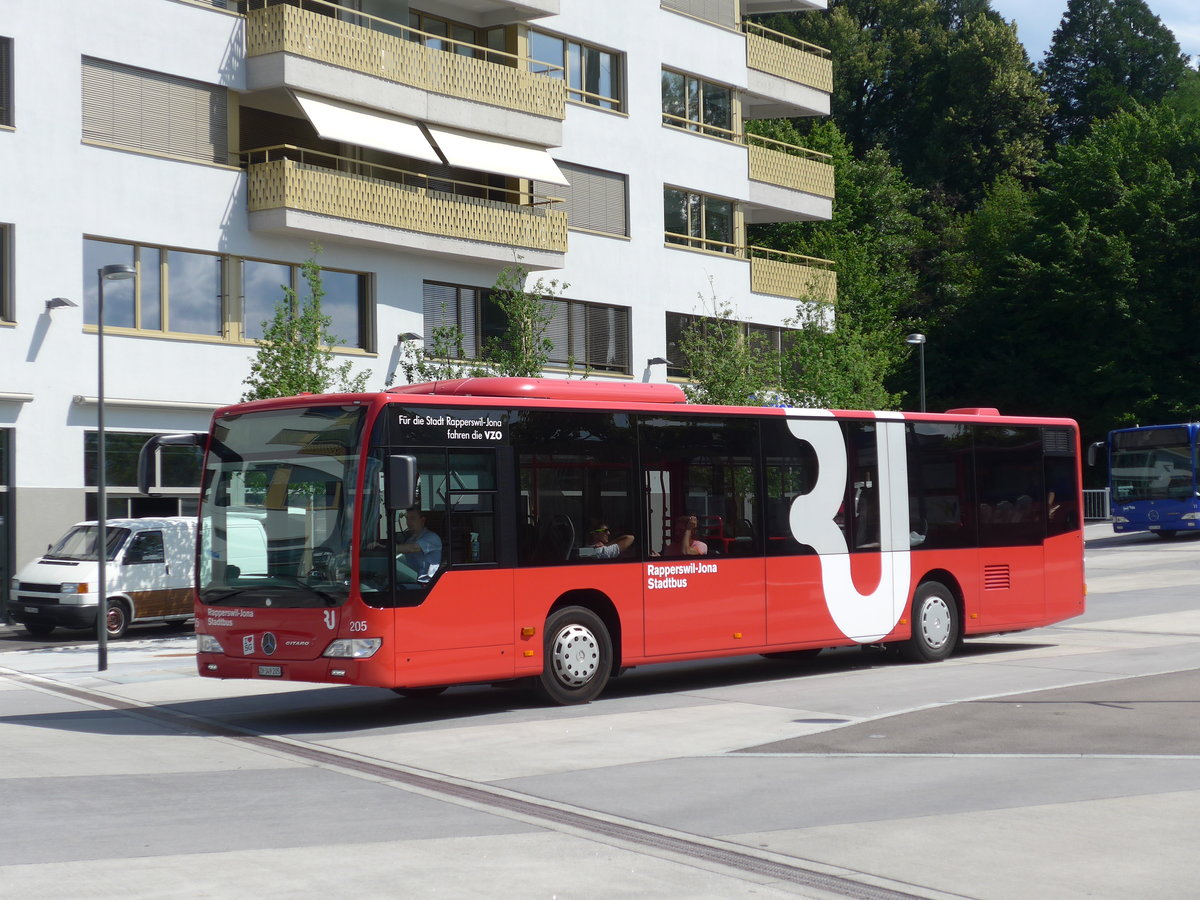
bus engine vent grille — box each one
[984,564,1011,590]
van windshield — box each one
[199,404,367,608]
[45,526,130,562]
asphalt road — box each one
[2,523,1198,899]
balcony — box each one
[245,0,566,147]
[749,247,836,304]
[664,233,836,305]
[745,134,833,222]
[245,146,568,269]
[661,115,834,221]
[742,21,832,118]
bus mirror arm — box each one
[1086,441,1105,467]
[386,455,417,510]
[138,432,204,496]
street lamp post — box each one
[905,333,926,413]
[96,263,136,671]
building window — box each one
[407,10,505,59]
[84,238,371,348]
[84,431,202,519]
[423,281,631,374]
[664,188,735,252]
[666,312,791,378]
[661,69,733,138]
[81,57,228,165]
[0,428,11,622]
[533,162,628,237]
[0,37,12,127]
[528,31,623,111]
[0,224,11,323]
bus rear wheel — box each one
[901,581,958,662]
[536,606,612,705]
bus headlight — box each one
[1111,516,1129,523]
[196,633,224,654]
[1181,513,1200,520]
[323,638,382,659]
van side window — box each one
[125,531,165,565]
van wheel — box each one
[901,581,958,662]
[24,622,56,638]
[536,607,612,705]
[105,599,131,640]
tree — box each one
[760,0,1048,207]
[396,263,569,383]
[1041,0,1189,143]
[674,292,784,407]
[242,248,370,401]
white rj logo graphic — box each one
[787,412,911,643]
[323,609,337,631]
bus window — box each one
[639,415,760,558]
[976,426,1045,547]
[514,411,637,565]
[906,423,975,549]
[762,419,819,556]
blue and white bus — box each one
[1093,424,1200,537]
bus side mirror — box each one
[138,432,205,496]
[386,455,417,510]
[1086,441,1105,467]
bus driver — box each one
[395,507,442,582]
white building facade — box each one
[0,0,832,615]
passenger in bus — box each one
[395,507,443,582]
[587,524,635,559]
[664,514,708,556]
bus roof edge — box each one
[386,377,689,404]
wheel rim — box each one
[918,595,952,649]
[106,605,126,636]
[550,623,601,688]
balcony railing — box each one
[661,114,834,199]
[743,21,833,94]
[245,0,566,121]
[245,145,568,254]
[664,232,837,303]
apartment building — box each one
[0,0,833,614]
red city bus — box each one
[140,378,1085,705]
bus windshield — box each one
[1111,427,1194,502]
[199,404,367,608]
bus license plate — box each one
[257,665,283,678]
[25,607,38,614]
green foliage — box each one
[1041,0,1190,143]
[675,292,783,407]
[241,248,370,401]
[762,0,1048,207]
[396,263,570,384]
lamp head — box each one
[647,357,672,366]
[397,332,422,344]
[904,333,926,346]
[46,297,78,312]
[100,264,136,281]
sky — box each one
[989,0,1200,65]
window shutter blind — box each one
[534,162,628,236]
[82,57,226,164]
[0,38,12,127]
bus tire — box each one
[1154,530,1177,540]
[901,581,958,663]
[536,606,612,705]
[105,599,131,640]
[391,686,447,698]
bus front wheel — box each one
[536,606,612,705]
[901,581,958,663]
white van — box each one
[9,517,197,639]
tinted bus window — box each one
[762,418,819,556]
[514,411,637,565]
[639,415,760,558]
[907,423,975,549]
[976,426,1044,547]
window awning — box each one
[424,124,570,186]
[292,92,442,163]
